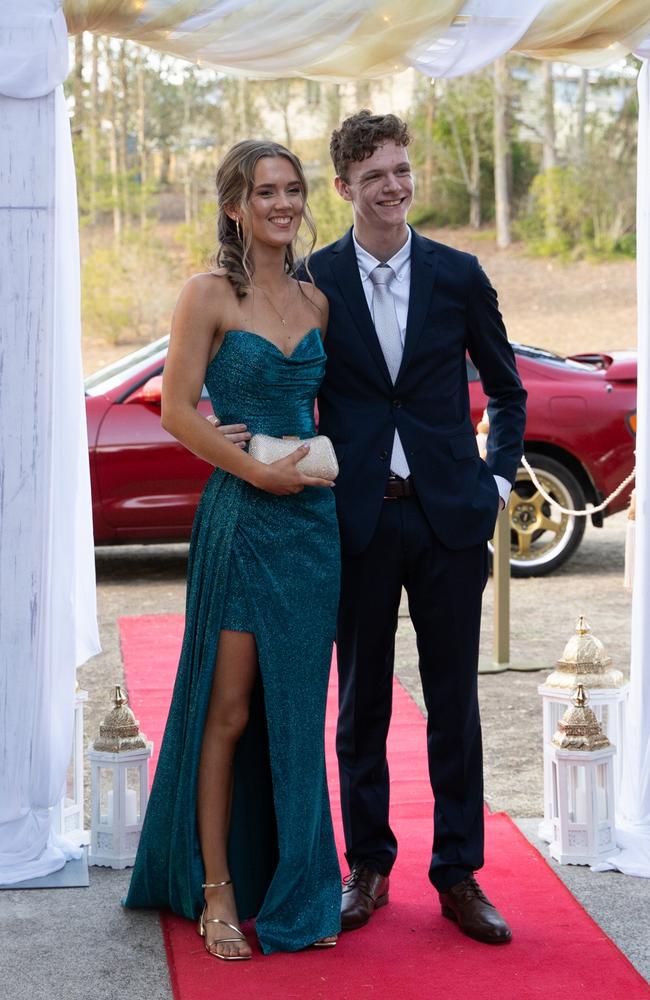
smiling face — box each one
[244,155,305,250]
[335,141,413,242]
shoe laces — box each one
[454,875,491,906]
[343,865,376,892]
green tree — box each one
[411,71,494,228]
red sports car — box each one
[86,338,636,577]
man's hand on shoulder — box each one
[206,414,251,449]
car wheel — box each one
[490,453,587,578]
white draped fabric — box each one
[61,0,650,76]
[0,4,100,884]
[0,0,649,881]
[594,54,650,879]
[411,0,550,79]
[0,1,68,98]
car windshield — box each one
[84,336,169,397]
[512,343,595,371]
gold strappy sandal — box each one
[198,880,251,961]
[312,936,338,948]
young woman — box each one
[125,140,341,958]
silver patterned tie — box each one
[369,264,410,479]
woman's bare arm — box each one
[161,275,261,478]
[162,276,333,494]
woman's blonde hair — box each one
[214,139,317,298]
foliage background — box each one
[66,39,640,349]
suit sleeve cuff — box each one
[494,474,511,507]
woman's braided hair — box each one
[213,139,317,297]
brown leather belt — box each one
[384,476,415,499]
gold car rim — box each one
[508,466,576,567]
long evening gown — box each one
[124,327,342,954]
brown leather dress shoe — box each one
[341,863,389,931]
[438,875,512,944]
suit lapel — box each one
[330,230,392,388]
[396,230,438,383]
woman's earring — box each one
[236,218,241,241]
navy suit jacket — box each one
[309,228,527,555]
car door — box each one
[94,368,215,540]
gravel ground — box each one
[83,509,632,825]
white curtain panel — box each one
[594,53,650,878]
[65,0,468,79]
[0,1,68,99]
[412,0,549,78]
[0,3,100,884]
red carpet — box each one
[120,614,650,1000]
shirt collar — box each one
[352,226,412,283]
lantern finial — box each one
[93,686,147,753]
[544,616,625,690]
[88,689,153,868]
[551,685,611,751]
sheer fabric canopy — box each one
[61,0,650,78]
[0,0,648,883]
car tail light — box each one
[627,411,637,436]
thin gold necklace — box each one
[252,279,293,327]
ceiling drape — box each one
[61,0,650,78]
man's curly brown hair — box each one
[330,109,411,182]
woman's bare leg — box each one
[197,629,257,959]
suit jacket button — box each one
[380,449,389,460]
[393,398,402,408]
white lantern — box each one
[88,686,152,869]
[538,616,628,842]
[51,682,89,846]
[548,684,618,866]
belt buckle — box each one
[384,476,401,500]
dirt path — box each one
[425,227,637,357]
[81,227,637,376]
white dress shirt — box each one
[353,227,412,343]
[354,228,411,477]
[352,227,511,507]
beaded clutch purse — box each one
[249,434,339,480]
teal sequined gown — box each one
[125,328,342,954]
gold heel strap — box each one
[202,880,232,888]
[203,916,245,941]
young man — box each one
[307,111,526,944]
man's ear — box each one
[334,176,352,203]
